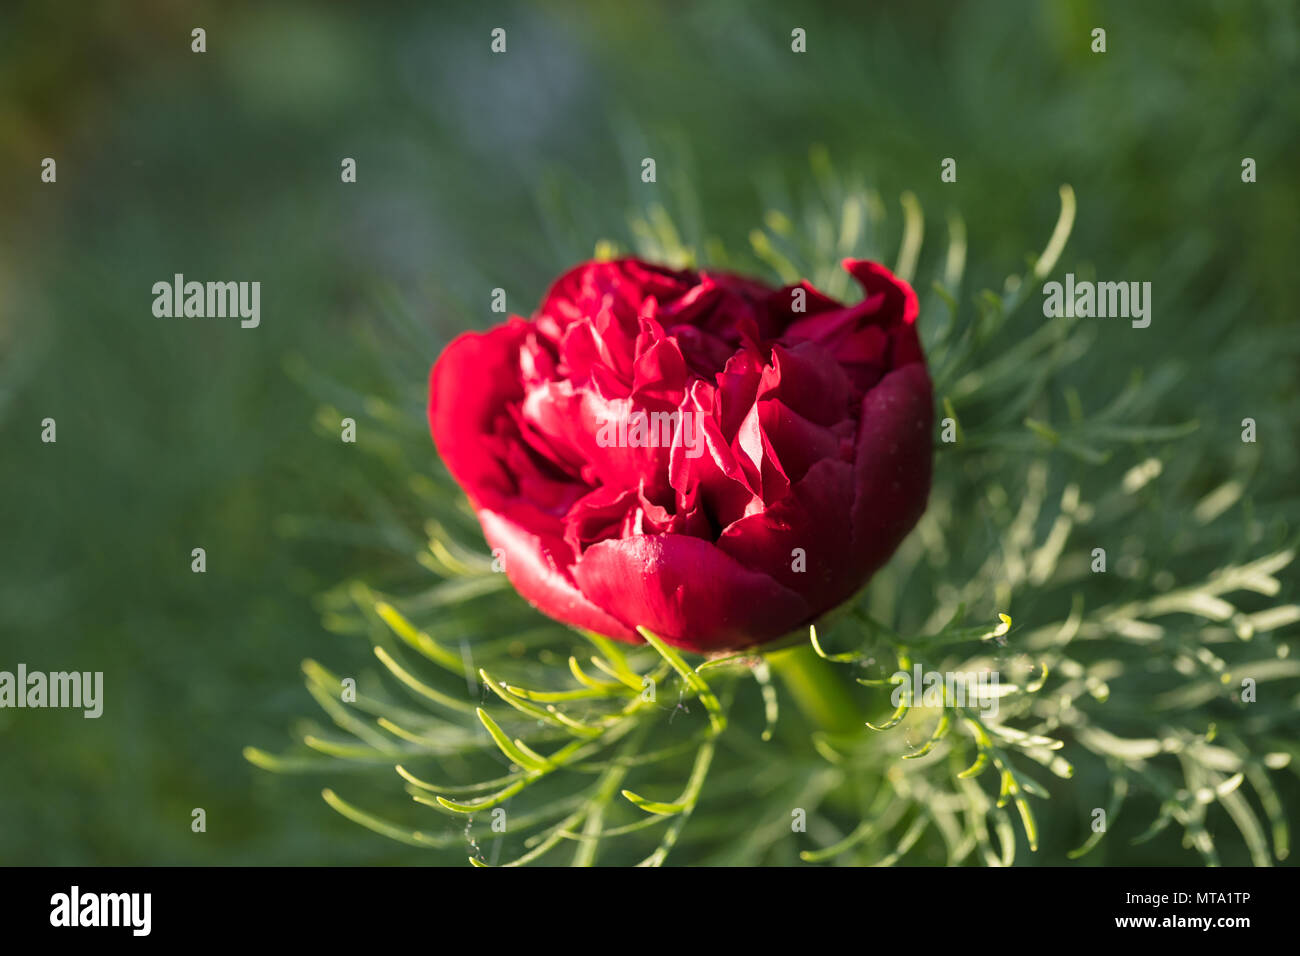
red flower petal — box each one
[573,533,810,651]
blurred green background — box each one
[1,0,1296,864]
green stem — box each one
[765,643,863,735]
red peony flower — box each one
[428,257,932,653]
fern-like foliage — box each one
[248,150,1298,866]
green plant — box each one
[248,151,1298,866]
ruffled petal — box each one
[428,320,531,504]
[573,533,810,651]
[479,506,638,642]
[850,363,934,569]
